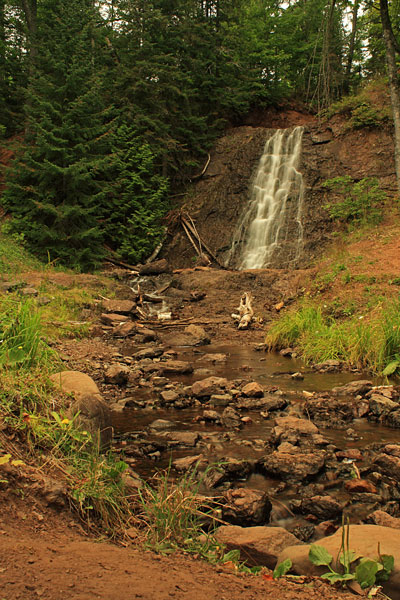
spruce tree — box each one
[2,0,112,270]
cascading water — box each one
[226,127,305,270]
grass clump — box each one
[265,298,400,376]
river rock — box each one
[50,371,101,398]
[173,454,208,472]
[134,347,164,359]
[139,259,171,275]
[69,394,112,450]
[369,394,398,417]
[313,359,342,372]
[345,479,377,494]
[102,299,136,314]
[149,419,175,430]
[204,458,253,488]
[184,324,210,345]
[145,360,193,376]
[202,410,222,424]
[221,488,272,526]
[385,409,400,428]
[304,396,356,424]
[160,390,180,404]
[164,431,200,447]
[202,353,227,363]
[261,395,288,412]
[365,510,400,529]
[274,416,319,436]
[242,382,264,397]
[215,525,303,569]
[101,312,130,326]
[300,495,344,520]
[383,444,400,457]
[331,380,373,396]
[191,376,228,398]
[373,452,400,480]
[221,406,242,428]
[258,450,325,482]
[277,525,400,600]
[112,321,137,337]
[104,363,130,385]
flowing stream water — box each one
[227,127,305,269]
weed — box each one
[323,176,386,228]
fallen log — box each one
[231,292,254,329]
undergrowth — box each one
[265,298,400,375]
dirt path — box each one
[0,496,358,600]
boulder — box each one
[300,495,343,520]
[277,525,400,600]
[221,488,272,526]
[274,416,319,436]
[331,380,373,396]
[173,454,208,472]
[139,259,171,275]
[149,419,175,431]
[102,299,136,314]
[258,450,325,482]
[221,406,242,429]
[373,452,400,480]
[112,321,137,337]
[165,431,200,447]
[345,479,377,494]
[366,510,400,529]
[50,371,101,399]
[184,324,211,345]
[191,376,228,398]
[215,525,303,569]
[101,313,130,326]
[68,394,112,450]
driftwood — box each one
[179,212,227,269]
[231,292,254,329]
[191,153,211,180]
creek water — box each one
[112,344,400,527]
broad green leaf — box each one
[309,545,333,567]
[273,558,292,579]
[382,360,400,376]
[321,572,353,584]
[355,559,380,589]
[340,550,357,569]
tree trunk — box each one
[21,0,37,67]
[380,0,400,194]
[343,0,359,95]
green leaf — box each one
[382,360,400,376]
[309,545,333,567]
[321,572,354,584]
[340,550,357,569]
[355,559,380,589]
[0,454,11,466]
[273,558,292,579]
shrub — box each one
[323,176,386,228]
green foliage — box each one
[273,558,292,579]
[309,519,394,590]
[323,176,386,227]
[0,297,56,368]
[266,298,400,376]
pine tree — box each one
[2,0,112,270]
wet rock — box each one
[304,396,356,424]
[215,525,303,569]
[202,354,227,363]
[101,312,130,326]
[274,416,319,437]
[173,454,208,472]
[258,450,325,482]
[201,410,222,424]
[261,395,288,412]
[149,419,175,430]
[191,376,228,398]
[221,406,242,429]
[313,360,342,372]
[146,360,193,376]
[369,394,398,417]
[314,521,337,540]
[300,495,344,520]
[345,479,377,494]
[280,348,296,357]
[104,363,130,385]
[160,390,180,404]
[335,449,363,461]
[373,452,400,480]
[288,525,314,542]
[184,324,211,345]
[164,431,200,447]
[235,397,274,411]
[209,394,232,407]
[277,525,400,600]
[365,509,400,529]
[291,372,304,380]
[221,488,272,526]
[204,458,253,488]
[384,409,400,428]
[102,299,136,314]
[383,444,400,457]
[136,327,158,342]
[242,382,264,398]
[134,347,164,359]
[139,259,171,275]
[331,380,373,396]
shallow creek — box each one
[111,343,400,528]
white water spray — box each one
[227,127,305,269]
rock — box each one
[373,452,400,480]
[236,397,275,411]
[215,525,303,569]
[139,259,171,275]
[160,390,180,404]
[136,327,158,342]
[242,382,264,398]
[314,360,342,372]
[202,354,227,363]
[191,376,228,398]
[280,348,295,357]
[336,449,363,461]
[184,324,211,345]
[149,419,175,430]
[134,347,164,359]
[112,321,137,337]
[102,299,136,314]
[101,313,130,326]
[314,521,337,539]
[365,510,400,529]
[159,361,194,375]
[204,458,253,488]
[345,479,377,494]
[258,450,325,482]
[221,406,242,428]
[104,363,130,385]
[173,454,208,472]
[369,394,398,417]
[202,410,222,424]
[32,476,67,507]
[209,394,232,407]
[300,495,344,520]
[221,488,272,526]
[50,371,101,398]
[332,380,373,396]
[69,395,112,450]
[260,395,288,412]
[165,431,199,447]
[383,444,400,458]
[277,525,400,600]
[274,416,319,436]
[304,396,356,424]
[291,372,304,380]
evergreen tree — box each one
[2,0,112,270]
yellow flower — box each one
[18,346,23,349]
[61,418,70,425]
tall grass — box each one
[266,299,400,375]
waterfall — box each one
[226,127,305,270]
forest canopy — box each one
[0,0,399,269]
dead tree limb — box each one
[232,292,254,329]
